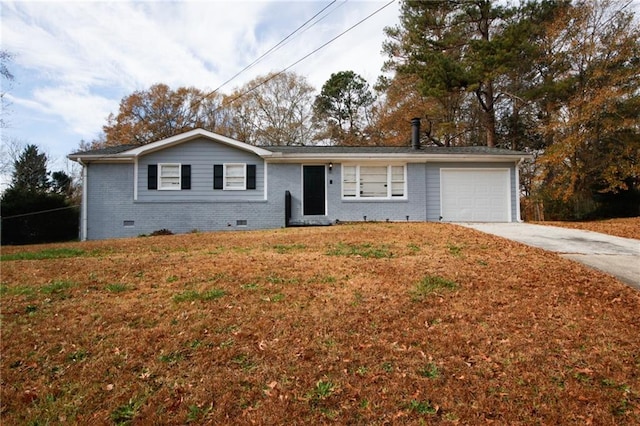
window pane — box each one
[360,166,387,197]
[343,182,357,197]
[160,164,179,174]
[226,165,244,177]
[391,166,404,181]
[162,177,180,186]
[225,164,246,189]
[342,166,357,197]
[391,182,404,196]
[391,166,404,196]
[159,164,180,189]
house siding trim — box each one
[124,128,273,158]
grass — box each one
[173,288,226,302]
[539,217,640,240]
[41,280,77,295]
[111,398,142,425]
[105,283,131,293]
[1,222,639,425]
[272,243,307,253]
[411,275,458,300]
[1,247,86,261]
[326,242,393,258]
[306,379,336,405]
[418,362,440,378]
[407,399,437,415]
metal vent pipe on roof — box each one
[411,117,421,150]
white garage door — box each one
[441,169,511,222]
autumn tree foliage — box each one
[79,0,638,219]
[533,0,640,218]
[379,0,638,218]
[373,73,472,147]
[382,0,529,148]
[225,72,316,146]
[98,84,230,147]
[93,73,317,149]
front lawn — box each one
[1,223,638,424]
[538,217,640,240]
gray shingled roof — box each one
[268,145,527,156]
[70,144,140,156]
[71,142,527,157]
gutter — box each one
[78,159,88,241]
[67,154,135,163]
[266,153,529,163]
[516,157,526,223]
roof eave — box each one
[266,152,532,162]
[68,154,135,163]
[125,129,273,158]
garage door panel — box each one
[441,169,510,222]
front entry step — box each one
[287,218,333,227]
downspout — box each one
[516,158,524,223]
[78,159,88,241]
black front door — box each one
[303,165,326,215]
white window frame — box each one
[341,163,407,199]
[158,163,181,191]
[224,163,247,190]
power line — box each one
[1,204,80,220]
[273,0,350,53]
[209,0,397,116]
[196,0,339,105]
[282,0,396,77]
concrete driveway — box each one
[459,223,640,290]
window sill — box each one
[134,199,268,204]
[341,198,408,202]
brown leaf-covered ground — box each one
[1,223,639,425]
[538,217,640,240]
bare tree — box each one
[227,72,317,146]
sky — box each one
[1,0,401,184]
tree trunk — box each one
[476,81,496,148]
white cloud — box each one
[1,0,401,165]
[32,87,115,136]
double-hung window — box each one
[148,163,191,190]
[213,164,257,190]
[224,163,246,190]
[158,163,181,190]
[342,164,406,199]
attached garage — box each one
[440,168,511,222]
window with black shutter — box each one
[247,164,256,189]
[213,163,257,190]
[213,165,224,189]
[148,164,158,190]
[181,165,191,190]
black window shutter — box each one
[181,165,191,190]
[148,164,157,190]
[213,165,223,189]
[247,164,256,189]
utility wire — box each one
[209,0,396,115]
[273,0,350,53]
[195,0,338,106]
[1,204,80,220]
[78,0,395,161]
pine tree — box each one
[1,145,78,244]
